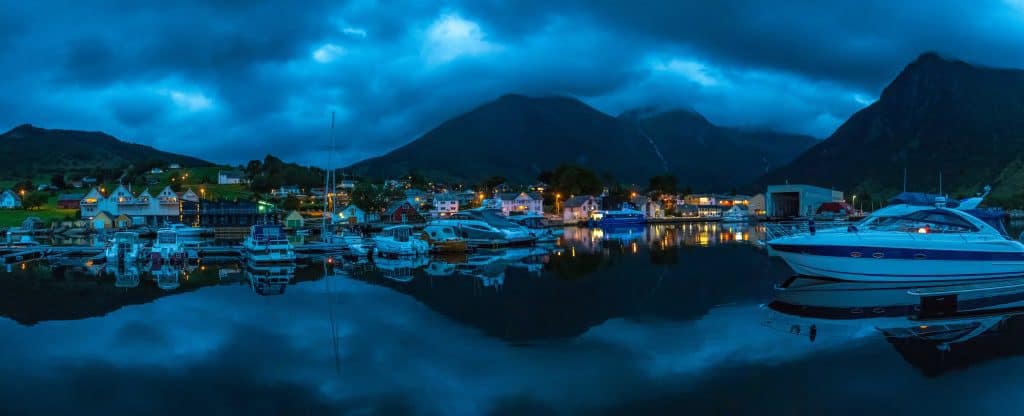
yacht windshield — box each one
[868,209,978,233]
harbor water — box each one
[3,222,1024,414]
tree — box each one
[282,196,300,211]
[482,176,506,191]
[548,164,602,196]
[50,174,66,189]
[22,191,48,210]
[350,182,395,212]
[648,174,678,197]
[537,170,553,184]
[245,159,262,181]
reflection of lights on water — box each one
[571,246,576,257]
[20,263,26,270]
[631,241,637,254]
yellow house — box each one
[93,211,114,229]
[284,210,305,229]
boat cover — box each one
[888,192,960,208]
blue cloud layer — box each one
[2,1,1024,167]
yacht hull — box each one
[775,250,1024,282]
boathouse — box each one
[383,201,424,224]
[766,184,844,219]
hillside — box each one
[0,124,211,178]
[346,94,816,189]
[619,109,817,190]
[757,53,1024,205]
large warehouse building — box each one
[765,184,844,219]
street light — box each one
[853,195,858,212]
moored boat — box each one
[588,208,646,227]
[242,224,296,264]
[105,232,143,264]
[373,225,429,257]
[421,224,469,253]
[768,188,1024,282]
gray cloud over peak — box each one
[3,1,1024,167]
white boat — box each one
[153,265,181,291]
[373,225,429,257]
[105,232,143,264]
[165,223,209,236]
[447,209,536,245]
[721,205,751,223]
[242,224,296,264]
[508,214,563,242]
[767,189,1024,282]
[246,263,295,296]
[328,230,373,257]
[152,228,184,261]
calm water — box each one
[3,222,1023,414]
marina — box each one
[5,222,1024,414]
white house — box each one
[431,192,459,218]
[217,170,247,185]
[562,195,598,222]
[181,188,200,202]
[0,189,21,208]
[338,205,368,224]
[340,179,357,190]
[272,185,301,197]
[150,167,164,174]
[80,185,181,226]
[168,163,181,169]
[496,192,543,216]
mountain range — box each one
[8,52,1024,206]
[757,53,1024,205]
[0,124,211,179]
[345,94,817,189]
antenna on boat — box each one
[903,168,907,193]
[322,111,336,242]
[939,171,943,197]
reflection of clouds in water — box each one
[0,277,869,415]
[583,305,873,378]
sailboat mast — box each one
[322,112,336,242]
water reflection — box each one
[765,276,1024,376]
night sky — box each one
[3,1,1023,166]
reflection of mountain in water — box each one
[348,243,787,342]
[767,276,1024,376]
[0,262,305,325]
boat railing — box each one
[764,220,853,241]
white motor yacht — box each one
[242,224,296,264]
[768,189,1024,282]
[373,225,429,257]
[152,228,184,261]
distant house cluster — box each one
[80,185,199,228]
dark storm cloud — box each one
[1,1,1023,165]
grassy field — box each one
[0,208,79,227]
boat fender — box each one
[808,218,816,235]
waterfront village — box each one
[0,162,856,238]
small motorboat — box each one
[508,214,563,242]
[373,225,429,257]
[721,205,751,223]
[421,224,468,253]
[768,188,1024,282]
[165,223,210,237]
